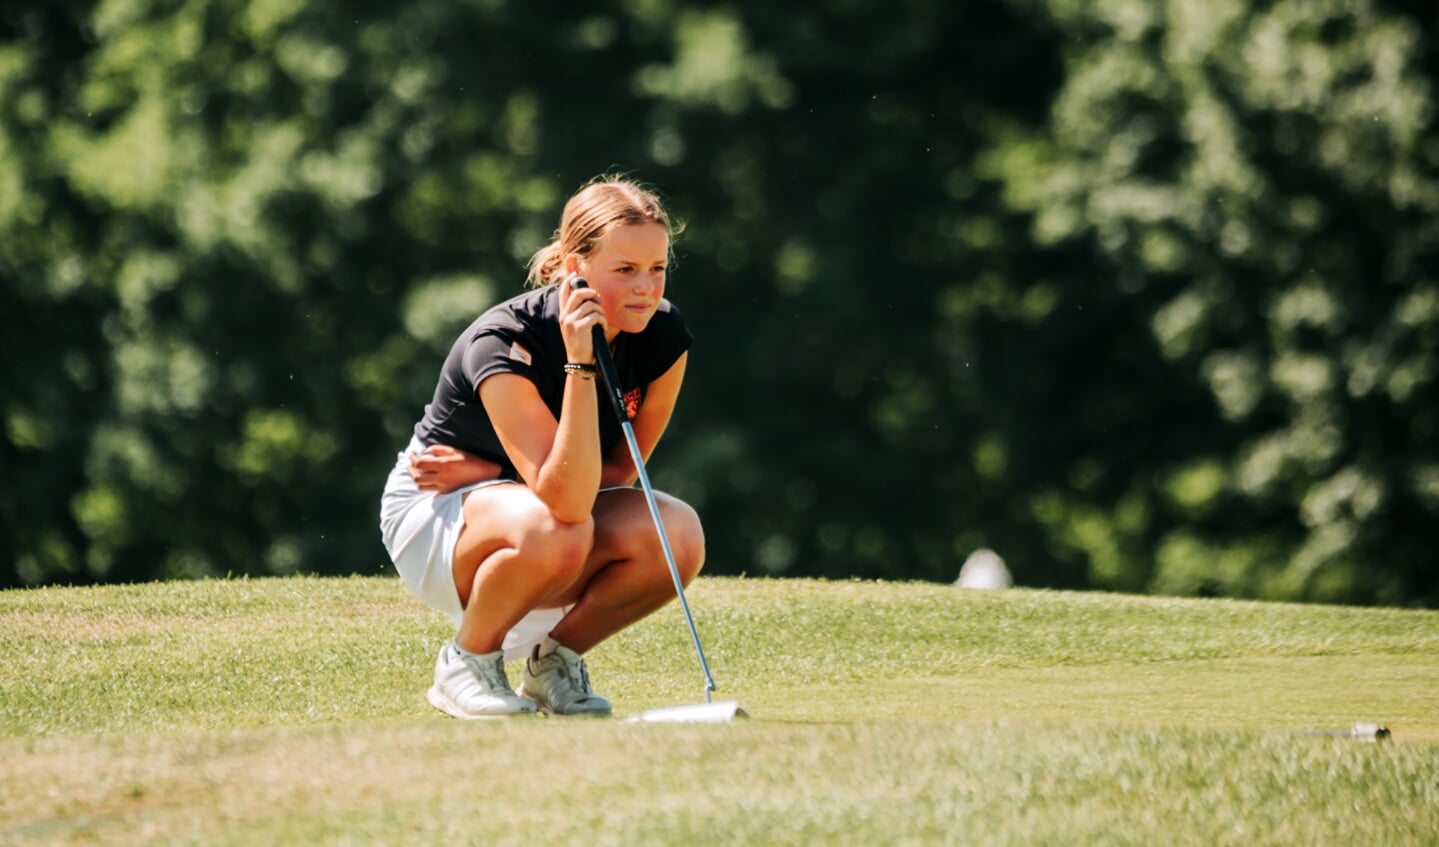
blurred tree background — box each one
[2,0,1435,605]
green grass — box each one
[2,576,1437,845]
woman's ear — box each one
[563,253,582,276]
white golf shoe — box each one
[426,643,537,719]
[518,645,613,716]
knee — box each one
[664,500,705,586]
[517,508,595,586]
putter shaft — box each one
[617,417,717,702]
[571,276,717,703]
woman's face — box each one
[575,222,669,340]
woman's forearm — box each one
[409,445,503,493]
[531,374,604,522]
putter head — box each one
[625,700,749,724]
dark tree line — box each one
[2,0,1435,605]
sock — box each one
[536,635,561,659]
[451,640,491,660]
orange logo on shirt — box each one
[623,388,642,420]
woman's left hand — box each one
[408,445,502,493]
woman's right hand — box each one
[408,445,502,493]
[559,273,607,364]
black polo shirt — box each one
[412,285,693,479]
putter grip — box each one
[569,277,630,425]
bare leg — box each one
[451,484,594,654]
[546,488,705,653]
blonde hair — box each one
[526,175,679,288]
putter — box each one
[570,276,746,723]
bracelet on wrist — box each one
[564,362,597,380]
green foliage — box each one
[0,0,1435,605]
[992,0,1439,603]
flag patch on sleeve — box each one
[508,342,533,365]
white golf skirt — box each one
[379,436,565,662]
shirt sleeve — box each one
[460,328,548,398]
[646,300,694,382]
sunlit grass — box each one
[2,576,1436,845]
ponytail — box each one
[525,240,565,288]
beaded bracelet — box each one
[564,362,597,379]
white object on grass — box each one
[954,548,1013,590]
[625,700,749,723]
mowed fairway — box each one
[2,576,1437,845]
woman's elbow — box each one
[535,485,597,526]
[551,504,595,526]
